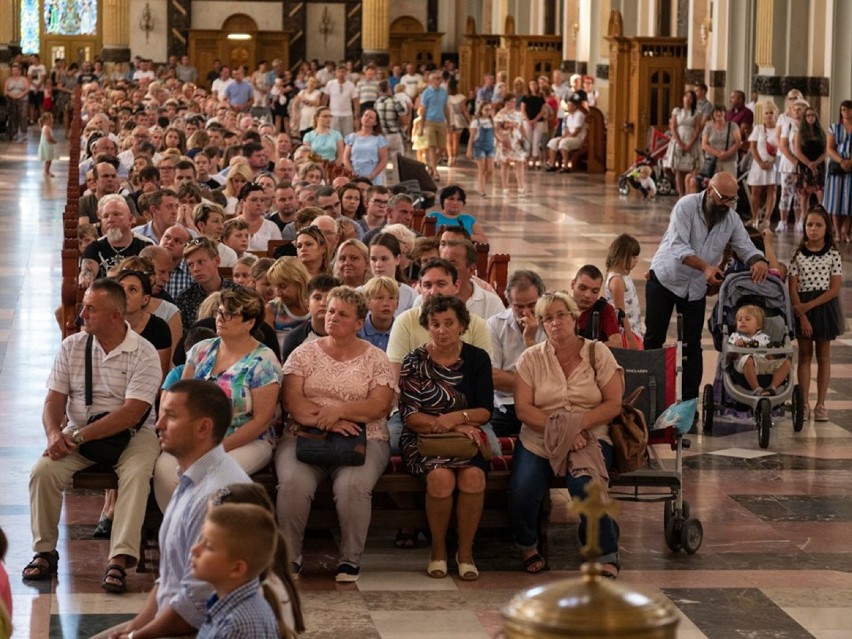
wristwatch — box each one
[71,428,85,445]
[462,411,470,424]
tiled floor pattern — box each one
[2,129,852,637]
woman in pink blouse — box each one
[276,286,395,583]
[507,291,624,578]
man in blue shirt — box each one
[223,67,253,112]
[92,380,251,639]
[644,172,768,401]
[420,71,451,179]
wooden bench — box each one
[564,106,606,174]
[70,438,547,572]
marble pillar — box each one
[362,0,390,66]
[101,0,131,62]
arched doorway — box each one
[388,16,442,67]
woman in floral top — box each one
[153,288,282,511]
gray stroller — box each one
[704,271,805,448]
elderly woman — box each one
[276,286,395,582]
[153,288,282,511]
[507,291,624,578]
[399,295,494,581]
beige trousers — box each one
[30,427,160,564]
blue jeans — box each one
[507,439,619,565]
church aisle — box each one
[2,134,852,639]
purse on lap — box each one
[295,424,367,466]
[416,430,493,461]
[77,335,150,468]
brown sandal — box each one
[22,550,59,581]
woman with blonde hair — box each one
[265,256,311,351]
[223,163,254,215]
[334,238,370,288]
[295,225,332,276]
[747,101,780,227]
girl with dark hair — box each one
[788,205,843,422]
[823,99,852,242]
[794,107,827,223]
[368,233,417,314]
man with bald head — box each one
[160,224,194,299]
[273,157,296,183]
[79,157,139,224]
[80,195,153,284]
[644,172,769,401]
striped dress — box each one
[823,122,852,217]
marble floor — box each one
[2,129,852,639]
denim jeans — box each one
[507,439,619,565]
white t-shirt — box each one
[323,80,358,117]
[248,218,284,252]
[211,77,235,98]
[28,64,47,89]
[400,73,423,99]
[776,114,799,174]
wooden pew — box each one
[267,239,292,258]
[487,253,511,303]
[565,106,606,174]
[421,215,437,237]
[411,209,426,234]
[474,242,489,279]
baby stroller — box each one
[704,271,804,448]
[618,127,674,196]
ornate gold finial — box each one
[569,480,619,559]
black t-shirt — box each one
[521,95,546,121]
[139,314,172,351]
[82,236,153,277]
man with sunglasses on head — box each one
[644,171,769,403]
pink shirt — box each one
[515,339,621,457]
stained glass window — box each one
[45,0,98,36]
[20,0,40,54]
[20,0,99,54]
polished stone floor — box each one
[2,129,852,638]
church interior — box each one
[2,0,852,637]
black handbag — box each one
[828,160,849,175]
[697,155,717,179]
[77,335,149,468]
[295,424,367,466]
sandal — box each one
[394,528,417,549]
[92,517,113,539]
[455,553,479,581]
[521,551,546,574]
[427,558,447,579]
[599,561,621,580]
[22,551,59,581]
[101,563,127,594]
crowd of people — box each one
[2,51,847,639]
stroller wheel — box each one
[664,516,683,552]
[757,398,772,449]
[680,519,703,554]
[792,384,805,432]
[656,174,675,196]
[702,384,714,434]
[617,177,629,196]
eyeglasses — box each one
[710,184,738,205]
[542,311,572,324]
[216,308,244,322]
[371,199,389,206]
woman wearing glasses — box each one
[153,287,282,511]
[507,291,624,577]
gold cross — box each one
[569,481,620,559]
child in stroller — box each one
[624,165,657,200]
[728,304,792,397]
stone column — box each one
[101,0,131,62]
[0,0,16,63]
[362,0,390,67]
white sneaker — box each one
[794,221,803,233]
[775,221,786,232]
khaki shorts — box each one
[424,121,448,148]
[734,354,785,375]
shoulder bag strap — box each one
[588,339,596,374]
[85,334,94,407]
